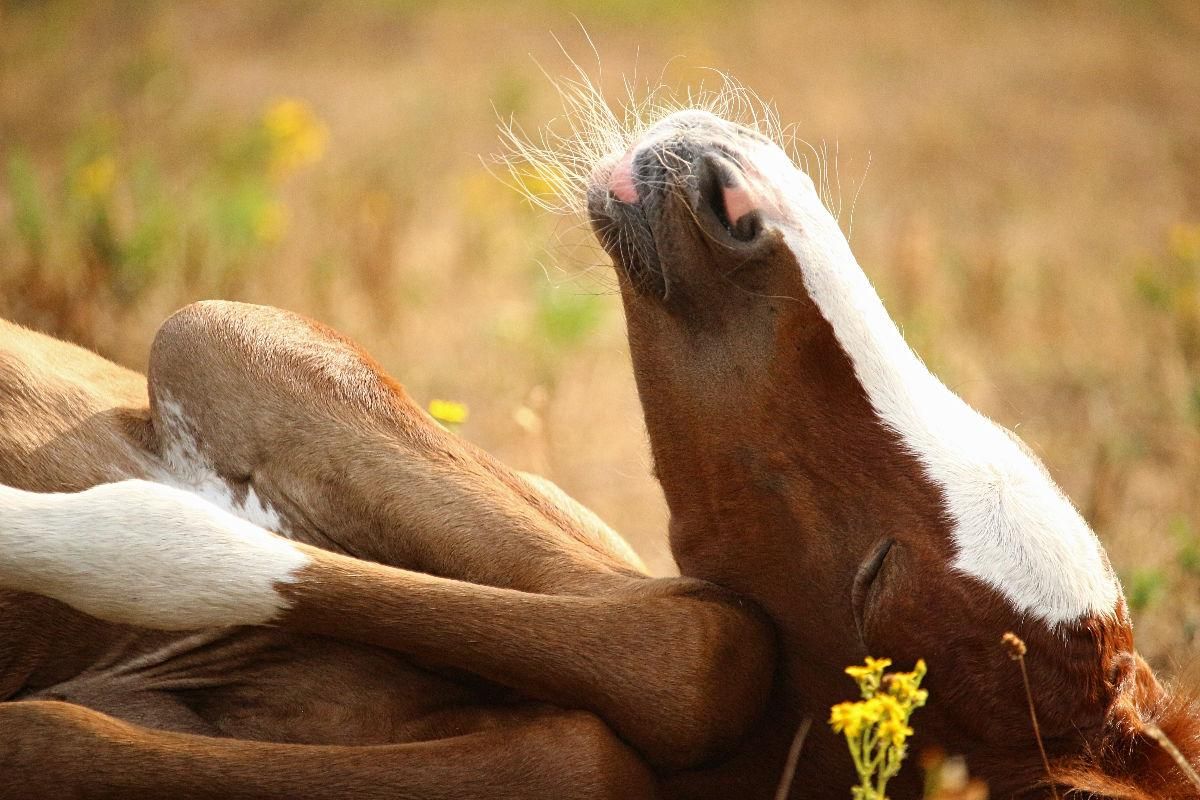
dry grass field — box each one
[2,0,1199,681]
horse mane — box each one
[1056,659,1200,799]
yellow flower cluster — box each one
[830,695,912,745]
[844,656,892,696]
[883,663,928,708]
[829,657,928,800]
[263,98,328,179]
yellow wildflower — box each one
[74,155,117,200]
[877,717,914,747]
[428,399,469,427]
[885,661,929,708]
[846,656,892,699]
[829,701,870,738]
[830,657,928,799]
[263,98,328,178]
[874,693,905,722]
[845,656,892,679]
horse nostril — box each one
[698,153,761,242]
[698,156,733,231]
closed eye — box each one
[852,538,894,647]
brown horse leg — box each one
[146,300,645,593]
[0,700,658,800]
[0,478,771,771]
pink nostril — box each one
[609,149,638,204]
[722,183,757,226]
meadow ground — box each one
[2,0,1199,677]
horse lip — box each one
[586,181,664,297]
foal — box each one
[0,95,1197,798]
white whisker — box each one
[495,65,793,219]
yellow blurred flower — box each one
[429,399,469,427]
[513,162,568,203]
[263,98,328,178]
[1169,223,1200,264]
[74,155,117,201]
[254,200,289,243]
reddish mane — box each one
[1058,664,1200,798]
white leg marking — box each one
[156,395,288,536]
[0,480,309,629]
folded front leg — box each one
[0,480,774,770]
[0,700,658,800]
[147,300,642,594]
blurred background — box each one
[1,0,1199,670]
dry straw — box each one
[1142,722,1200,793]
[1001,632,1059,800]
[773,717,813,800]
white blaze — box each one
[744,139,1120,625]
[0,479,308,629]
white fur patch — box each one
[156,396,287,536]
[741,137,1120,625]
[0,480,308,629]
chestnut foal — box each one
[1,107,1197,798]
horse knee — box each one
[546,712,659,800]
[148,301,412,477]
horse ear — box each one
[1055,662,1200,800]
[1129,652,1164,705]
